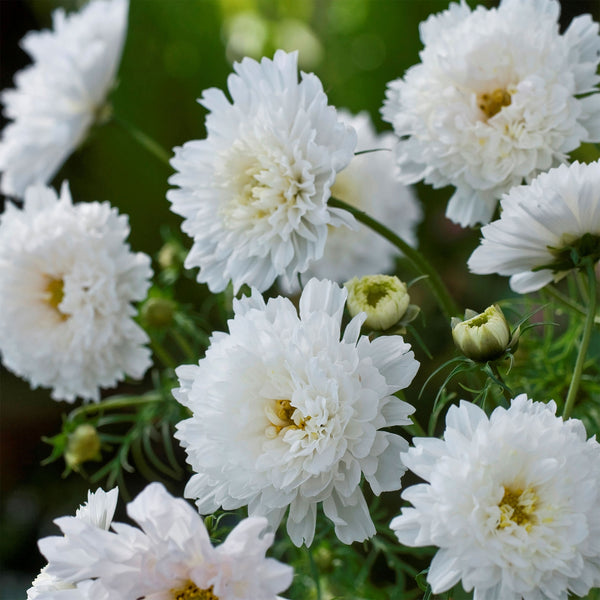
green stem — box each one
[402,414,428,438]
[544,284,600,325]
[149,334,177,369]
[306,546,322,600]
[68,392,162,421]
[563,262,598,420]
[489,363,512,403]
[112,115,172,167]
[328,197,458,319]
[170,328,197,363]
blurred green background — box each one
[1,0,599,597]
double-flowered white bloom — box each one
[285,110,421,288]
[0,182,152,402]
[0,0,129,198]
[468,160,600,293]
[382,0,600,227]
[174,278,419,546]
[38,483,293,600]
[28,487,118,600]
[391,396,600,600]
[168,50,357,293]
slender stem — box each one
[563,262,598,420]
[149,334,178,369]
[329,197,458,319]
[307,546,322,600]
[68,393,163,421]
[169,328,197,363]
[489,363,512,403]
[402,415,428,438]
[544,284,600,325]
[112,114,172,167]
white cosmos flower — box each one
[391,396,600,600]
[168,50,357,293]
[0,182,152,402]
[28,488,118,600]
[174,278,419,546]
[282,110,421,290]
[468,160,600,293]
[39,482,293,600]
[0,0,129,198]
[381,0,600,227]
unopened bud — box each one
[158,242,180,270]
[65,424,101,471]
[141,297,175,329]
[345,275,410,331]
[451,304,511,362]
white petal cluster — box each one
[391,396,600,600]
[28,488,118,600]
[0,0,129,198]
[284,110,421,289]
[174,278,419,546]
[381,0,600,227]
[468,160,600,293]
[0,182,152,402]
[38,482,293,600]
[168,50,357,293]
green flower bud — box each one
[158,242,180,270]
[141,297,175,329]
[65,424,101,471]
[345,274,410,331]
[451,304,511,362]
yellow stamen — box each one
[497,486,538,531]
[171,581,219,600]
[45,277,67,320]
[478,88,511,119]
[264,398,306,438]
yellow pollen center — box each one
[265,398,306,439]
[171,581,219,600]
[478,88,512,119]
[497,486,538,531]
[45,277,67,320]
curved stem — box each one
[563,262,598,420]
[149,333,177,370]
[544,284,600,325]
[488,363,513,403]
[329,197,459,319]
[112,114,172,167]
[401,414,428,438]
[68,392,163,421]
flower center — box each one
[218,142,303,232]
[478,88,511,119]
[497,486,538,531]
[45,277,68,320]
[171,581,219,600]
[265,398,306,439]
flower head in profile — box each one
[38,482,293,600]
[28,487,118,600]
[382,0,600,227]
[284,110,421,288]
[174,278,420,546]
[391,396,600,599]
[468,161,600,293]
[168,50,357,293]
[0,182,152,402]
[0,0,129,198]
